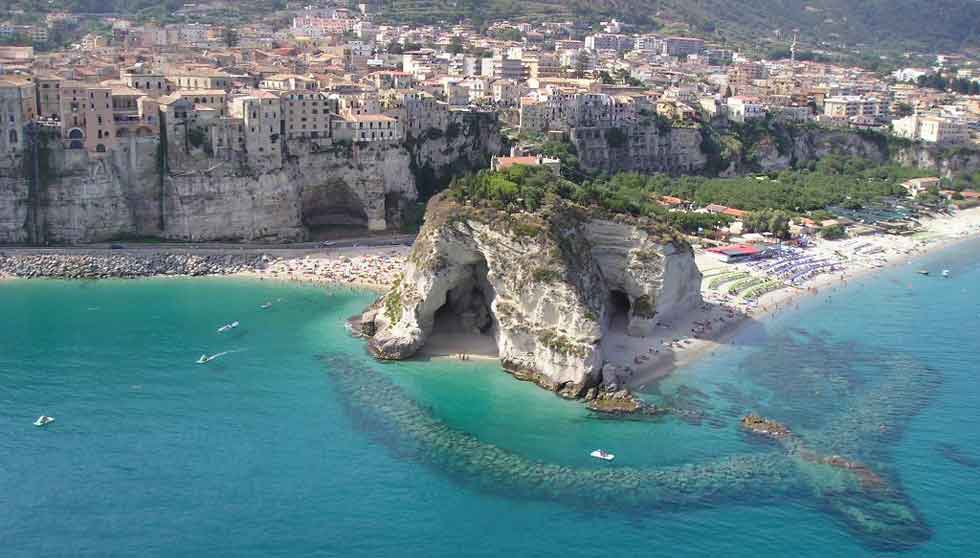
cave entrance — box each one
[384,193,401,231]
[303,179,370,240]
[426,258,499,359]
[608,289,631,334]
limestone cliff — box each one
[0,113,503,244]
[571,124,706,175]
[406,111,507,198]
[360,193,702,397]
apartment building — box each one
[584,33,633,53]
[823,95,884,121]
[228,91,282,159]
[0,79,34,155]
[481,56,526,81]
[279,90,332,139]
[58,83,116,154]
[167,68,233,91]
[259,74,318,92]
[893,114,968,145]
[727,96,766,123]
[331,113,402,142]
[661,37,704,57]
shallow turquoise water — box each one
[2,239,979,556]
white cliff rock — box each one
[361,193,703,397]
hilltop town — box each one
[1,3,980,250]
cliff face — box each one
[360,194,702,397]
[407,111,507,199]
[739,126,980,178]
[0,114,503,244]
[571,124,706,175]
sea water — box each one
[1,239,978,557]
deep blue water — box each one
[2,239,979,557]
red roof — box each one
[658,195,686,206]
[495,156,540,169]
[706,244,761,257]
[722,207,749,218]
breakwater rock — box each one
[0,252,270,279]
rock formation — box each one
[0,112,504,245]
[359,192,703,397]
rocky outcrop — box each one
[0,113,504,245]
[406,111,507,199]
[360,193,702,397]
[571,124,706,175]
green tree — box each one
[222,27,239,48]
[447,35,464,54]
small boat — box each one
[260,302,273,309]
[34,415,55,427]
[197,354,211,364]
[590,449,615,461]
[917,269,929,276]
[942,269,951,277]
[217,320,240,333]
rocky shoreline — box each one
[0,252,271,280]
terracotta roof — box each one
[495,156,540,169]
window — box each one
[9,129,17,144]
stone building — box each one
[0,78,33,155]
[332,113,402,142]
[59,82,116,154]
[228,91,282,163]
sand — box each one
[235,245,411,291]
[627,206,980,388]
[229,207,980,386]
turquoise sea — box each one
[2,239,979,557]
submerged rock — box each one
[741,414,794,439]
[360,192,702,399]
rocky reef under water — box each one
[326,326,941,551]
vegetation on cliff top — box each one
[449,155,931,227]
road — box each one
[0,234,417,256]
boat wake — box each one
[196,349,245,364]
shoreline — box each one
[628,206,980,389]
[3,207,979,392]
[0,245,409,291]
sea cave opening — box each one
[426,259,499,359]
[607,289,632,335]
[303,180,370,240]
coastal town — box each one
[2,0,980,372]
[2,3,980,170]
[5,3,980,554]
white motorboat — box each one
[34,415,55,427]
[590,449,615,461]
[942,269,951,277]
[260,302,273,309]
[197,354,210,364]
[217,320,240,333]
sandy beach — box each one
[235,245,410,291]
[233,207,980,376]
[624,206,980,388]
